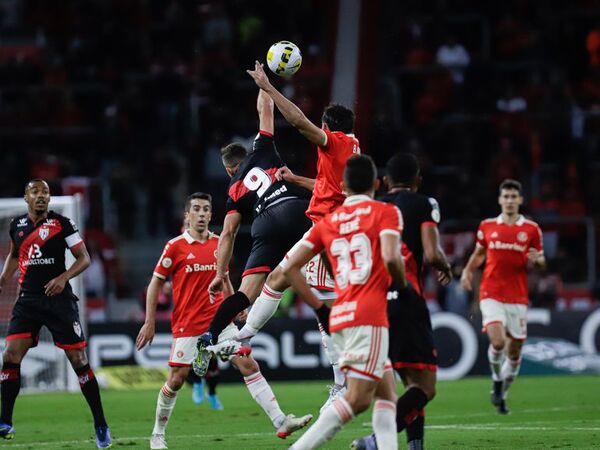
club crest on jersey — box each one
[39,227,49,240]
[517,231,528,242]
[73,321,82,337]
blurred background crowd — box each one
[0,0,599,322]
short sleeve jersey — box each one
[153,231,224,338]
[9,211,83,296]
[306,130,360,223]
[302,195,403,332]
[476,215,543,304]
[379,190,441,297]
[225,131,310,219]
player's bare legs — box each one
[64,348,110,446]
[0,338,31,439]
[230,355,312,438]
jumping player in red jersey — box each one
[352,153,452,450]
[284,155,407,450]
[461,179,545,414]
[136,193,311,449]
[0,179,111,448]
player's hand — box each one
[136,322,155,350]
[276,166,295,182]
[437,265,452,286]
[44,274,67,296]
[247,60,272,91]
[208,275,225,301]
[460,271,473,291]
[527,248,543,266]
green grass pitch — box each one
[5,375,599,449]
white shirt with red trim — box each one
[153,231,224,337]
[476,214,543,304]
[303,195,403,332]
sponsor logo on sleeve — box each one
[162,257,173,268]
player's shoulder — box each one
[522,217,542,231]
[165,233,187,249]
[208,231,220,241]
[480,217,497,227]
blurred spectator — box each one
[586,25,600,67]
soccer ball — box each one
[266,41,302,77]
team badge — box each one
[517,231,528,242]
[176,351,184,358]
[39,228,49,240]
[73,321,82,337]
[162,257,172,268]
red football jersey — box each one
[305,129,360,223]
[303,195,403,332]
[476,215,543,304]
[153,231,224,338]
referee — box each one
[0,179,112,448]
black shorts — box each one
[244,198,311,277]
[387,284,437,372]
[6,292,86,349]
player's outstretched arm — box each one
[257,89,274,135]
[136,275,165,350]
[460,244,486,291]
[381,233,407,288]
[0,242,19,294]
[45,242,91,296]
[275,166,315,191]
[422,225,452,285]
[209,212,242,297]
[247,61,327,146]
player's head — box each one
[342,155,379,196]
[384,152,421,191]
[498,179,523,215]
[321,104,355,134]
[184,192,212,234]
[220,143,247,177]
[24,179,50,215]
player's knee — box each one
[490,339,505,352]
[233,356,259,375]
[266,267,287,291]
[168,374,185,390]
[3,348,23,364]
[425,385,436,401]
[66,351,88,369]
[347,396,371,414]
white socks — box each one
[152,383,178,435]
[237,285,283,340]
[488,345,505,382]
[373,400,398,450]
[290,397,354,450]
[243,371,286,428]
[501,357,521,398]
[319,322,345,386]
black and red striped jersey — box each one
[9,211,83,296]
[378,190,441,296]
[225,131,310,219]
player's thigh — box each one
[334,326,390,383]
[2,337,33,363]
[238,272,267,302]
[374,366,397,403]
[505,335,524,360]
[481,299,508,347]
[43,296,86,350]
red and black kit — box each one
[6,211,86,349]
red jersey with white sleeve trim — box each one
[306,130,360,223]
[476,215,543,304]
[302,195,403,332]
[153,230,224,338]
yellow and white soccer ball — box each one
[266,41,302,77]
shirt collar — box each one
[343,194,372,206]
[496,214,524,226]
[183,230,212,244]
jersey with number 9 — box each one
[301,195,403,333]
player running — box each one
[351,153,452,450]
[284,155,406,450]
[136,192,312,449]
[0,179,111,448]
[461,179,545,414]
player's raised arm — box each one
[136,275,165,350]
[257,89,274,136]
[460,244,486,291]
[275,166,316,191]
[247,61,327,146]
[0,241,19,294]
[209,212,242,297]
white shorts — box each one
[480,299,528,340]
[279,229,335,294]
[332,325,391,382]
[168,323,238,367]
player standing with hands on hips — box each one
[461,179,545,414]
[0,179,112,448]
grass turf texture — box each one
[4,375,599,449]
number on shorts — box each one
[243,167,272,197]
[330,233,372,289]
